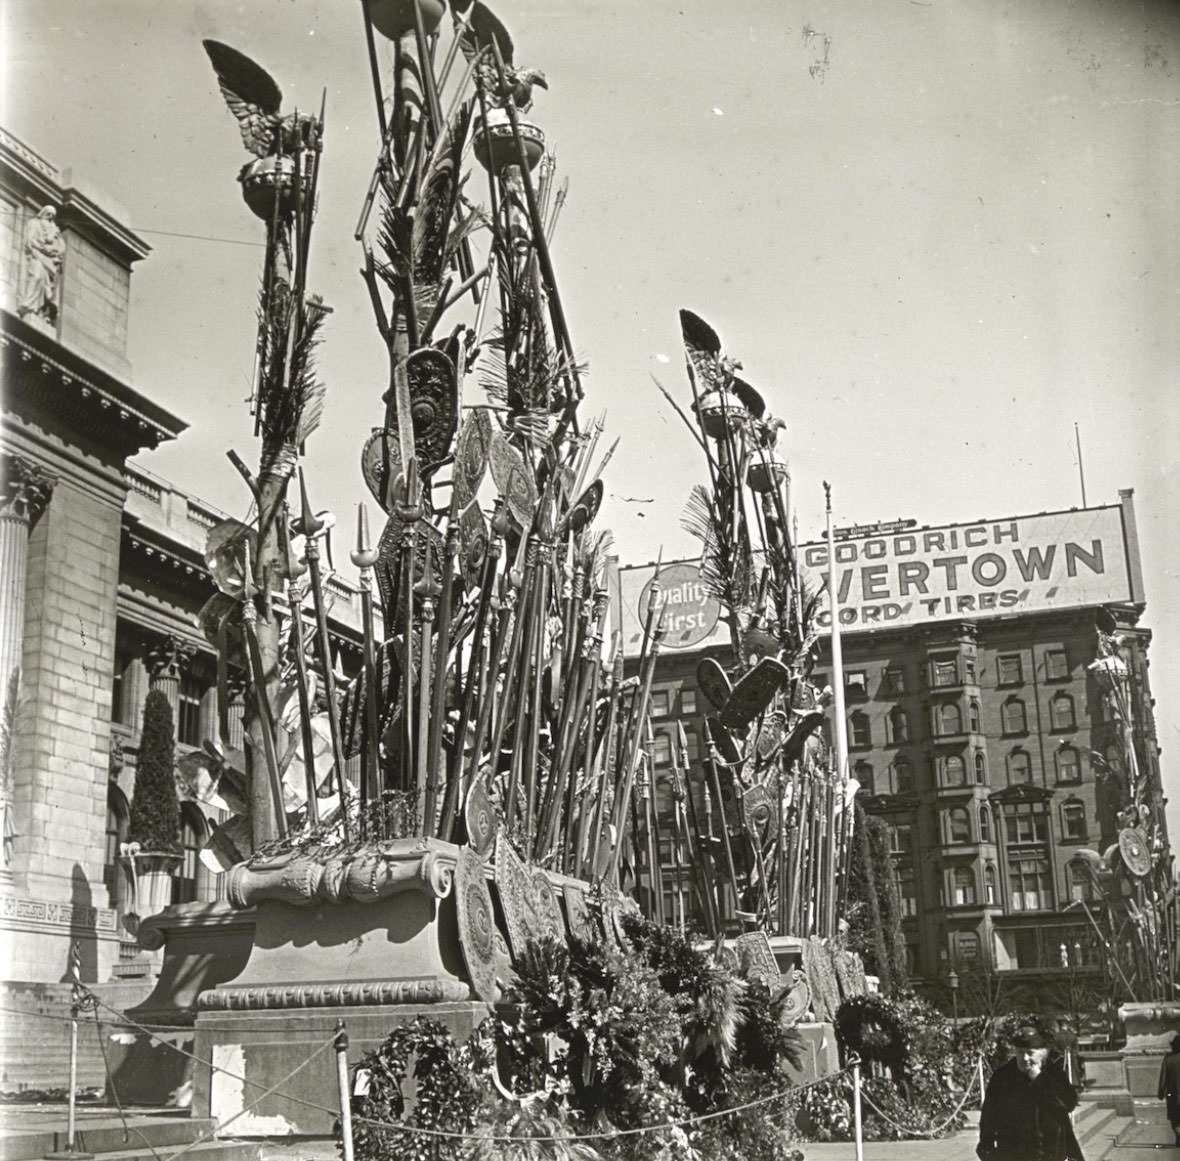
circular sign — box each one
[638,563,721,650]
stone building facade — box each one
[0,127,364,1019]
[612,496,1169,1009]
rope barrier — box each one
[853,1055,985,1140]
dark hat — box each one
[1011,1026,1050,1049]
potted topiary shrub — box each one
[124,689,182,922]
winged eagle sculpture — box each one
[203,39,318,156]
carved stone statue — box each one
[17,206,65,324]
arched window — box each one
[1061,799,1086,842]
[103,785,130,912]
[943,755,966,787]
[968,698,981,733]
[1002,698,1027,735]
[853,760,874,795]
[849,711,871,748]
[1056,745,1080,783]
[893,758,914,794]
[952,866,976,906]
[974,750,987,784]
[984,863,998,904]
[979,803,991,843]
[937,702,963,737]
[888,706,909,744]
[947,806,971,844]
[1050,693,1076,731]
[1007,748,1032,785]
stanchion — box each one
[335,1020,354,1161]
[45,996,94,1160]
[978,1056,987,1108]
[851,1057,864,1161]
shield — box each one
[205,519,257,598]
[781,975,811,1026]
[562,883,595,942]
[736,931,779,989]
[560,478,603,535]
[706,716,742,768]
[782,710,825,764]
[721,656,791,730]
[742,783,774,837]
[697,657,732,710]
[755,710,788,761]
[401,347,458,476]
[530,871,564,941]
[453,408,492,509]
[458,502,490,588]
[1118,826,1152,877]
[464,774,496,857]
[361,428,401,515]
[494,831,538,961]
[455,846,502,1004]
[488,432,536,529]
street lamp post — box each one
[949,969,960,1023]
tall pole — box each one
[1074,422,1087,508]
[824,482,849,936]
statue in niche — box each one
[18,206,65,324]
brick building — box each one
[0,126,363,1042]
[611,496,1169,1007]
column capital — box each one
[145,635,196,682]
[0,455,55,524]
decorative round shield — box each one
[494,832,534,962]
[488,433,536,529]
[530,871,564,941]
[742,784,774,836]
[706,716,742,767]
[459,502,490,587]
[697,657,732,710]
[561,479,603,535]
[781,976,811,1026]
[755,711,787,761]
[361,428,401,515]
[1118,826,1152,877]
[403,347,458,475]
[453,408,492,509]
[455,846,501,1004]
[562,883,595,942]
[465,775,496,858]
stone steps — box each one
[0,1113,259,1161]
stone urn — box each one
[122,844,181,925]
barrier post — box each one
[852,1058,864,1161]
[45,998,93,1160]
[335,1021,354,1161]
[978,1056,987,1109]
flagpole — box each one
[46,942,93,1160]
[824,483,849,937]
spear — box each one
[414,545,440,833]
[640,722,665,926]
[424,516,460,833]
[296,471,350,842]
[350,505,381,831]
[582,643,623,879]
[703,721,741,931]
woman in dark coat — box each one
[1159,1034,1180,1146]
[977,1027,1084,1161]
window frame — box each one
[1001,697,1028,736]
[997,653,1023,687]
[1044,647,1070,681]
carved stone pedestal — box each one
[1119,1001,1180,1100]
[190,838,486,1135]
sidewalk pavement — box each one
[795,1127,981,1160]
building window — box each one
[997,654,1023,686]
[896,864,917,917]
[173,804,210,905]
[1050,692,1076,731]
[1001,698,1027,736]
[952,866,976,906]
[650,689,671,718]
[887,706,909,744]
[979,803,991,842]
[1055,745,1080,784]
[964,657,977,684]
[1009,856,1052,911]
[968,699,981,733]
[846,670,868,698]
[1061,799,1086,842]
[177,673,204,748]
[110,647,137,727]
[651,731,673,767]
[853,760,874,795]
[936,702,963,737]
[974,750,987,785]
[1068,861,1094,903]
[1007,748,1032,785]
[104,785,130,911]
[1004,803,1048,844]
[679,688,697,716]
[893,758,914,794]
[682,729,700,763]
[890,822,913,855]
[884,666,906,694]
[849,711,871,748]
[947,806,971,844]
[932,656,959,688]
[1045,648,1069,681]
[942,754,967,787]
[984,863,998,904]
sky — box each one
[4,0,1178,840]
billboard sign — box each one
[613,504,1133,657]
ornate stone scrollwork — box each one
[0,455,54,525]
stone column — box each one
[0,457,54,693]
[145,636,194,720]
[225,669,248,752]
